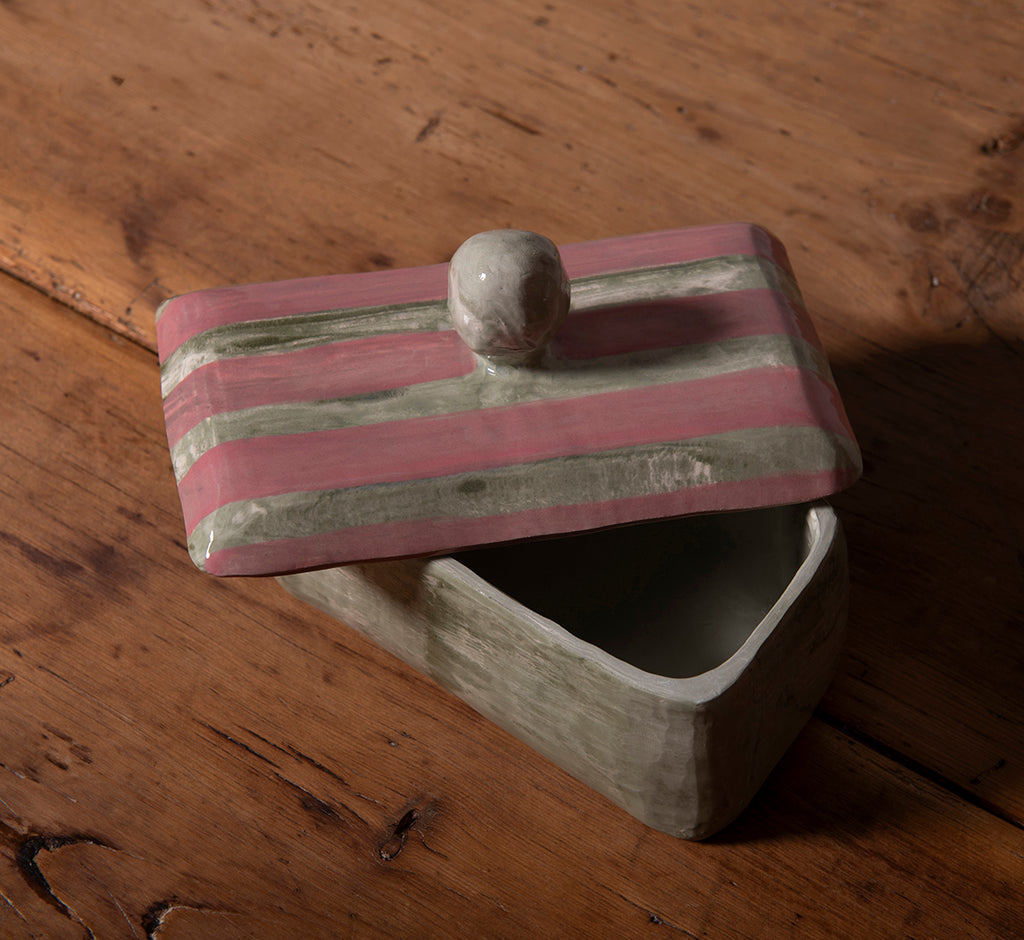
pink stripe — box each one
[204,469,850,575]
[156,224,792,360]
[163,331,474,449]
[180,367,851,532]
[164,287,819,447]
[157,263,449,363]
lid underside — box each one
[158,223,861,576]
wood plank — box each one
[1,0,1020,354]
[2,242,1022,937]
[2,0,1024,933]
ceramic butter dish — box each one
[157,223,861,839]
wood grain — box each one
[1,270,1021,937]
[1,0,1023,935]
[2,1,1020,351]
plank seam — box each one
[0,266,157,357]
[816,710,1024,832]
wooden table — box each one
[2,2,1021,936]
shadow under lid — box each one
[454,504,809,679]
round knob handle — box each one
[448,230,570,367]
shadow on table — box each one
[712,335,1024,843]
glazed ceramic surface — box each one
[157,224,861,839]
[279,501,848,839]
[157,224,860,576]
[448,229,570,365]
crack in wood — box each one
[817,712,1024,831]
[0,823,115,936]
[107,888,138,938]
[378,809,417,861]
[0,824,236,939]
[273,772,369,828]
[198,722,281,768]
[377,797,440,861]
[479,106,542,136]
[197,723,374,829]
[0,888,29,925]
[244,727,355,788]
[141,898,237,939]
[241,728,383,807]
[298,790,343,823]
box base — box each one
[278,501,847,839]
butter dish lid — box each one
[157,223,861,576]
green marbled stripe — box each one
[160,254,802,398]
[170,332,830,482]
[191,426,859,562]
[160,299,450,399]
[569,253,801,311]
